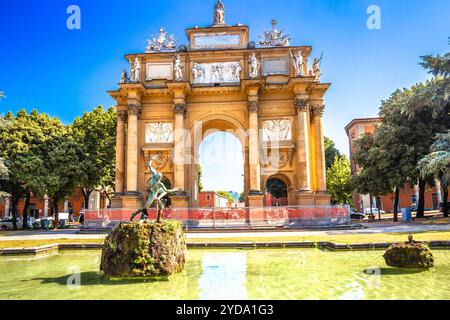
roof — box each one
[345,117,383,136]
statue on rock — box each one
[213,0,226,26]
[130,157,178,223]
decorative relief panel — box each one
[145,122,174,144]
[192,62,241,84]
[144,152,171,171]
[262,119,292,142]
[146,63,173,81]
[193,33,241,49]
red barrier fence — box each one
[84,205,351,229]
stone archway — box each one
[265,174,291,207]
[187,115,247,207]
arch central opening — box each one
[195,122,245,208]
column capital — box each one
[173,103,187,116]
[117,110,128,121]
[248,100,259,113]
[295,97,310,113]
[127,103,142,117]
[311,103,325,117]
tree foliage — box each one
[324,137,341,169]
[326,155,353,205]
[71,106,116,208]
[217,191,234,203]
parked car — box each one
[350,208,365,220]
[1,217,34,230]
[364,208,386,215]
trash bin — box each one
[59,219,67,229]
[401,208,412,223]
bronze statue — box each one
[130,157,178,223]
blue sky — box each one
[0,0,449,192]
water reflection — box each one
[198,251,247,300]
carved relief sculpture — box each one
[259,20,291,48]
[173,54,184,82]
[262,119,293,142]
[249,53,260,79]
[192,62,241,84]
[213,0,226,26]
[146,122,174,143]
[290,49,304,77]
[146,27,177,53]
[144,153,170,171]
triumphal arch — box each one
[109,0,331,209]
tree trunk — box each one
[393,187,400,222]
[53,200,59,230]
[82,188,93,210]
[11,197,18,231]
[443,186,449,218]
[369,195,373,215]
[416,179,426,219]
[21,191,31,229]
[377,196,382,221]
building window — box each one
[206,195,210,201]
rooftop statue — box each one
[213,0,226,26]
[290,49,305,77]
[173,54,184,82]
[130,158,178,223]
[259,20,291,48]
[130,57,141,82]
[146,27,177,53]
[249,53,260,79]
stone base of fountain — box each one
[383,242,434,269]
[100,220,186,278]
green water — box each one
[1,249,450,300]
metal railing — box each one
[83,205,351,230]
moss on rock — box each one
[383,242,434,269]
[100,220,186,278]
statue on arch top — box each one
[146,27,177,53]
[259,19,291,48]
[213,0,226,26]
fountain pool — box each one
[1,248,450,300]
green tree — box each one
[198,164,204,193]
[324,137,341,169]
[43,134,84,228]
[71,106,117,208]
[418,131,450,217]
[0,110,66,229]
[0,158,10,200]
[217,191,234,204]
[351,134,392,220]
[239,192,246,203]
[326,155,353,205]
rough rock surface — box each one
[100,221,186,278]
[383,242,434,269]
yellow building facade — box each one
[109,2,331,209]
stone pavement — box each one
[0,222,449,241]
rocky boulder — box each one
[383,242,434,269]
[100,220,187,278]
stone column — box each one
[295,97,314,206]
[43,195,49,217]
[247,95,264,214]
[248,99,261,193]
[4,198,10,219]
[173,103,187,193]
[312,103,327,192]
[115,110,127,194]
[126,103,141,194]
